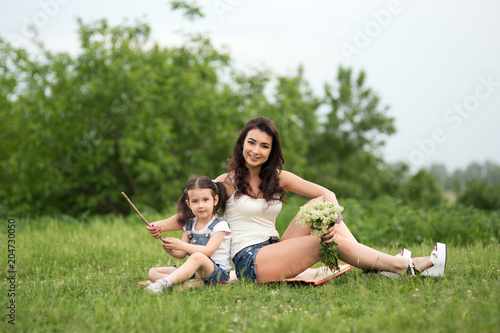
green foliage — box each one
[2,216,499,332]
[276,195,499,250]
[1,18,404,217]
[429,161,500,191]
[397,169,444,208]
[458,179,500,210]
[341,196,499,247]
[306,66,397,199]
[266,66,321,174]
[428,161,500,210]
[319,239,340,271]
[0,19,247,216]
[170,0,204,21]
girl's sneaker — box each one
[146,277,172,294]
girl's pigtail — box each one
[176,191,194,226]
[214,181,228,217]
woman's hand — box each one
[321,225,337,243]
[147,222,163,239]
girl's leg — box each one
[149,266,177,282]
[166,252,215,285]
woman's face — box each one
[242,129,273,169]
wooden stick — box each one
[121,191,166,243]
[121,191,150,226]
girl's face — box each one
[186,188,218,221]
[242,129,273,169]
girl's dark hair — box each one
[227,117,285,203]
[177,176,228,226]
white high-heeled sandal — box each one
[379,248,412,278]
[421,242,447,277]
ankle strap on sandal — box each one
[408,258,416,276]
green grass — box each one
[1,210,499,332]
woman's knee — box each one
[306,197,322,204]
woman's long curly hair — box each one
[227,117,285,203]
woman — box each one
[147,117,446,282]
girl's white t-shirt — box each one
[183,216,232,272]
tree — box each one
[458,179,500,211]
[306,66,397,199]
[263,66,321,175]
[0,19,245,216]
[427,163,450,189]
[1,15,404,216]
[170,1,204,20]
[397,169,443,208]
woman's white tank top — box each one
[225,191,282,258]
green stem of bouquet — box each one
[319,238,340,271]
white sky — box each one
[2,0,499,172]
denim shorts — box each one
[232,237,279,282]
[203,259,230,285]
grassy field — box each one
[1,203,499,332]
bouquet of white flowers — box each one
[296,197,344,271]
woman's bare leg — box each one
[283,219,358,241]
[255,233,434,281]
[335,221,358,243]
[256,235,321,282]
[334,235,432,273]
[281,199,357,243]
[261,199,433,281]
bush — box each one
[341,196,499,247]
[274,195,499,247]
[397,169,444,208]
[458,179,500,210]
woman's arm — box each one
[146,213,183,239]
[162,231,228,257]
[214,173,235,197]
[280,170,353,243]
[279,170,339,204]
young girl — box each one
[146,176,231,293]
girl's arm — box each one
[161,232,189,259]
[162,231,228,257]
[279,170,339,204]
[147,213,183,239]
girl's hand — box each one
[162,237,185,251]
[147,222,163,239]
[162,240,175,254]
